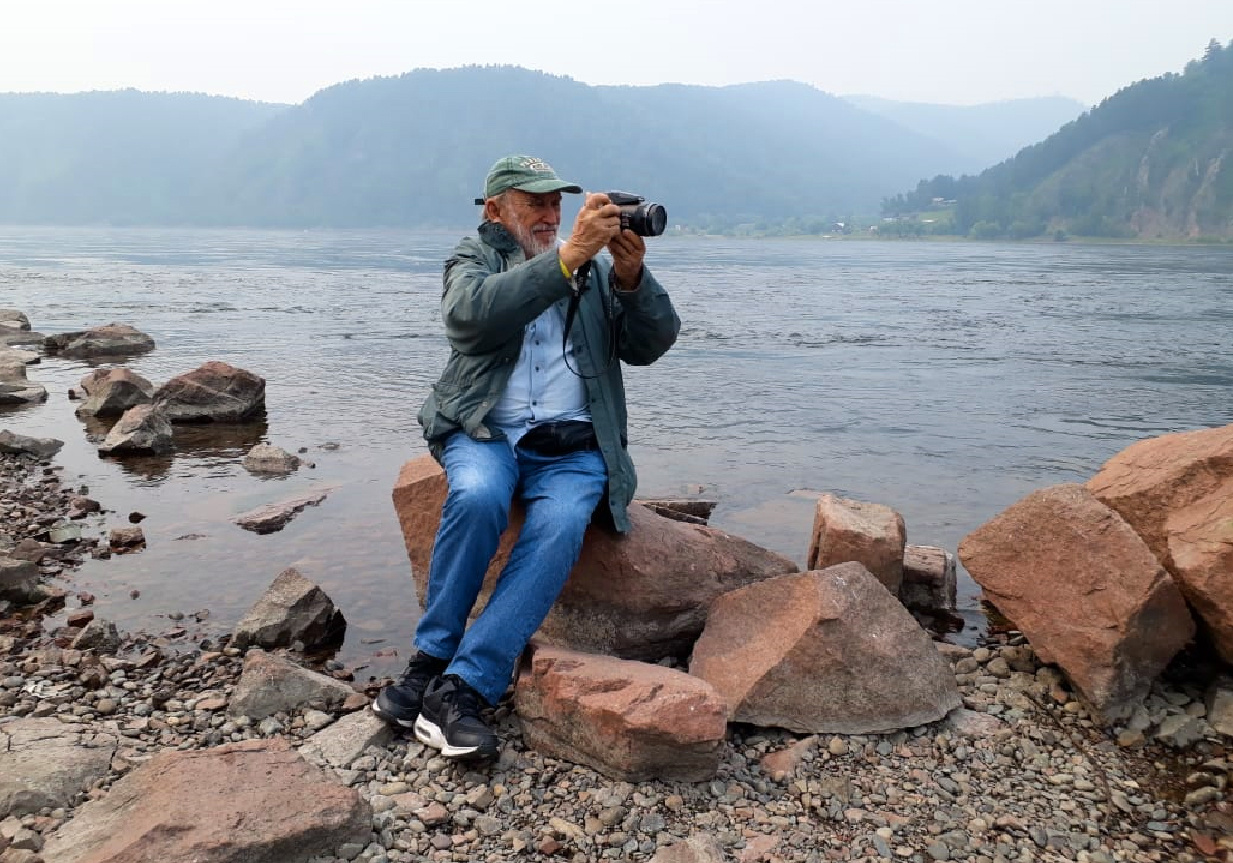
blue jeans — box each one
[413,432,608,705]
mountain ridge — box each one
[0,67,1112,229]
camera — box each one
[606,191,667,237]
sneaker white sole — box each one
[371,699,415,729]
[413,714,488,759]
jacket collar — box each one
[477,221,521,255]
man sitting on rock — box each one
[373,155,680,758]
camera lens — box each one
[629,203,667,237]
[641,203,667,237]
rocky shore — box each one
[4,310,1232,862]
[2,446,1230,863]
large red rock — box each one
[1088,423,1233,567]
[392,456,797,660]
[689,562,961,733]
[806,494,905,594]
[514,643,728,781]
[154,361,266,422]
[1167,493,1233,661]
[959,483,1194,721]
[41,739,371,863]
[1088,423,1233,660]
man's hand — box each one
[559,193,620,274]
[608,230,646,291]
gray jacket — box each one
[418,222,680,532]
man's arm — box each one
[606,229,680,366]
[441,243,570,356]
[612,266,680,366]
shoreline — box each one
[2,448,1228,862]
[2,223,1230,248]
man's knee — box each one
[526,494,598,541]
[445,466,513,518]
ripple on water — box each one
[2,229,1232,676]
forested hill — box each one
[0,67,1013,229]
[0,90,285,224]
[885,40,1233,240]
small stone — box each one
[1185,786,1221,807]
[828,737,848,756]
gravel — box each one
[2,448,1229,862]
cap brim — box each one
[513,179,583,194]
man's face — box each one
[491,190,562,257]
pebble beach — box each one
[3,447,1230,863]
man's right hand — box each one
[559,193,621,274]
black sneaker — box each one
[414,674,500,760]
[371,651,448,728]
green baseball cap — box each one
[482,154,583,200]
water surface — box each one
[2,227,1230,679]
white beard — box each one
[508,223,558,257]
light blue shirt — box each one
[488,298,591,449]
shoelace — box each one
[398,656,442,687]
[442,676,483,719]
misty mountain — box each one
[843,94,1086,175]
[202,67,975,228]
[0,68,977,228]
[0,90,286,224]
[887,39,1233,240]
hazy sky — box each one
[2,0,1230,107]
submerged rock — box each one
[154,360,265,422]
[241,442,301,474]
[98,405,174,456]
[233,488,333,534]
[44,322,155,358]
[73,367,155,417]
[0,430,63,460]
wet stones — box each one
[72,368,155,418]
[153,361,266,423]
[0,432,62,462]
[97,405,174,456]
[241,443,301,475]
[233,488,334,534]
[43,323,155,359]
[232,568,346,652]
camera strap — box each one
[561,261,619,380]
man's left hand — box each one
[608,230,646,292]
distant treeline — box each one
[883,39,1233,241]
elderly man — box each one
[374,155,680,758]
